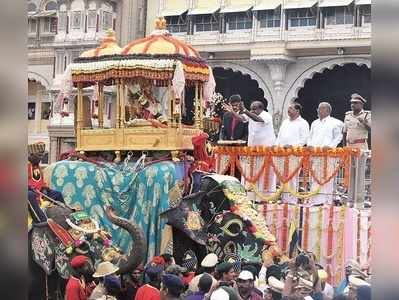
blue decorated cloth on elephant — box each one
[49,160,179,262]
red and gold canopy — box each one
[71,18,210,86]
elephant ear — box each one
[54,242,72,279]
[160,205,207,246]
[31,227,56,275]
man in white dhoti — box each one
[224,101,276,197]
[307,102,344,205]
[275,103,310,204]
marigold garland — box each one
[303,207,310,251]
[326,205,335,281]
[214,146,359,192]
[236,156,268,184]
[271,204,278,238]
[335,206,346,285]
[315,207,323,262]
[281,203,289,253]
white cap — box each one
[238,270,254,281]
[93,261,119,278]
[201,253,218,268]
[210,288,230,300]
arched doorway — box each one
[213,67,268,111]
[295,63,371,122]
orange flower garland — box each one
[213,146,358,191]
[303,207,310,251]
[326,205,334,281]
[281,203,289,253]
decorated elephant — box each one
[29,201,145,300]
[161,174,277,266]
[43,158,186,260]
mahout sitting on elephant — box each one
[162,174,277,267]
[29,196,145,300]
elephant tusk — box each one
[66,218,100,234]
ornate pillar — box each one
[252,55,296,131]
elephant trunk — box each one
[105,206,146,275]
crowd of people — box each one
[64,250,371,300]
[219,94,371,205]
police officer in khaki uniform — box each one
[343,94,371,150]
[343,94,370,207]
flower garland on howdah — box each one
[71,53,210,87]
[214,146,360,200]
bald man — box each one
[240,101,276,196]
[308,102,344,206]
[308,102,343,148]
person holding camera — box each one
[215,262,236,287]
[282,254,323,300]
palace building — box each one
[147,0,371,129]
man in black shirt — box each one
[220,94,248,141]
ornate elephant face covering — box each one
[207,211,264,263]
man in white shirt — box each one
[308,102,343,148]
[241,101,276,146]
[275,103,310,204]
[308,102,344,205]
[223,101,276,197]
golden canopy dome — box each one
[122,17,201,59]
[80,30,122,58]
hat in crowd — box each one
[267,276,284,294]
[182,250,198,272]
[201,253,219,268]
[346,259,368,279]
[104,275,121,291]
[70,255,88,269]
[165,264,187,276]
[224,253,241,273]
[93,261,119,278]
[210,286,239,300]
[145,263,164,277]
[350,93,367,104]
[162,274,184,293]
[238,270,254,281]
[348,275,370,288]
[241,264,258,280]
[216,262,234,274]
[152,256,166,265]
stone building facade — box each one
[147,0,371,130]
